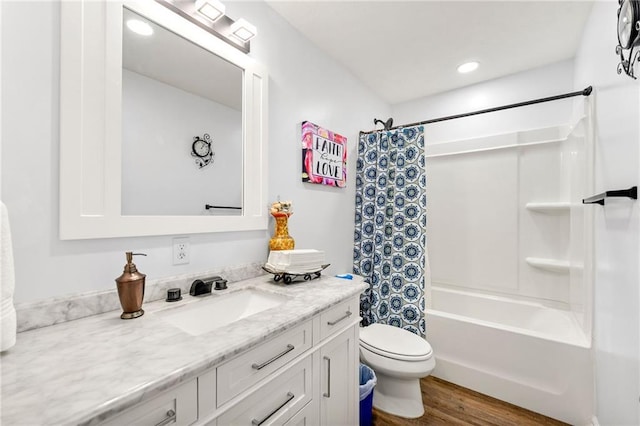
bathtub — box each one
[426,286,592,425]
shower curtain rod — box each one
[362,85,593,135]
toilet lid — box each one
[360,323,433,361]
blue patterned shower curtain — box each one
[353,126,426,336]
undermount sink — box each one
[159,289,289,336]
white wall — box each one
[228,1,391,278]
[573,2,640,424]
[0,1,389,304]
[122,69,242,216]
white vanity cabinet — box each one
[100,378,198,426]
[203,294,360,425]
[97,295,360,426]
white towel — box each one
[1,201,17,352]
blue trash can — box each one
[359,363,377,426]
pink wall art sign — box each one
[301,121,347,187]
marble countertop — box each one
[1,274,367,426]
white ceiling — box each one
[266,1,595,104]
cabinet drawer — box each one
[216,355,313,426]
[100,378,197,426]
[283,400,318,426]
[319,297,359,342]
[217,320,312,406]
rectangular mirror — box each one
[60,0,268,239]
[122,7,243,216]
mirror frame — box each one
[60,0,268,239]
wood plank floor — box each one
[371,376,568,426]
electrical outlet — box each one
[172,237,190,265]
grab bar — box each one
[582,186,637,205]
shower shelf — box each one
[525,202,571,213]
[525,257,572,273]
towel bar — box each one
[205,204,242,210]
[582,186,637,205]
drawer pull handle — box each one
[155,409,176,426]
[327,310,352,326]
[251,392,295,425]
[251,344,295,370]
[323,356,331,398]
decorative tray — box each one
[262,263,330,284]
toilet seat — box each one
[360,323,433,362]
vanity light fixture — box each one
[155,0,255,53]
[457,61,479,74]
[126,19,153,36]
[195,0,226,23]
[230,18,257,42]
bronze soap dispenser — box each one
[115,252,147,319]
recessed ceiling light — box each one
[126,19,153,36]
[457,61,479,74]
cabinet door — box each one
[319,326,357,426]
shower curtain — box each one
[353,126,426,336]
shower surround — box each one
[424,119,593,424]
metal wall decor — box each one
[191,133,214,168]
[616,0,640,79]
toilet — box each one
[359,323,435,418]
